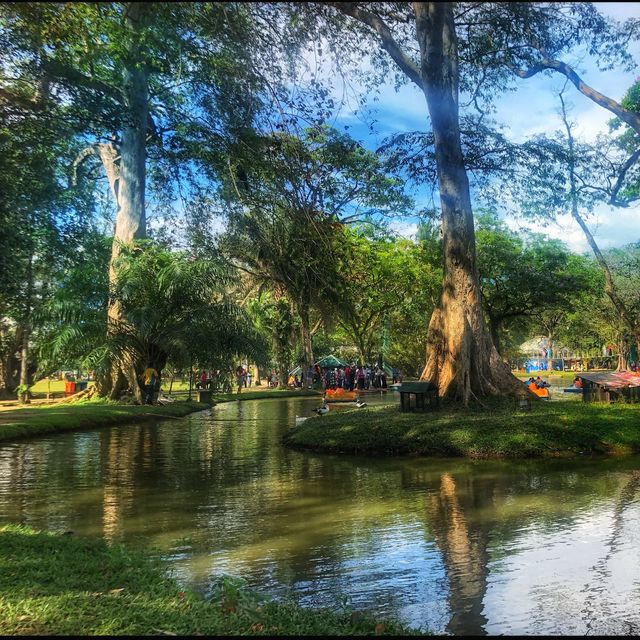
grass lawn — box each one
[284,397,640,459]
[206,388,321,402]
[0,399,206,443]
[28,378,318,396]
[0,524,420,636]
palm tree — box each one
[41,239,267,403]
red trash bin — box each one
[65,381,76,396]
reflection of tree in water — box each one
[581,470,640,636]
[101,427,139,543]
[427,472,490,635]
[416,459,640,635]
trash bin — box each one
[196,389,212,404]
[76,380,88,391]
[64,381,76,396]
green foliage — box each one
[38,239,267,383]
[334,224,440,371]
[475,211,602,355]
[218,124,411,374]
[113,241,268,373]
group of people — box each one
[194,366,254,393]
[527,376,550,390]
[318,364,401,391]
[235,365,252,391]
[195,369,226,391]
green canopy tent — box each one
[315,354,348,369]
[289,355,348,377]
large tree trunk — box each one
[104,2,149,401]
[489,316,502,357]
[415,3,522,402]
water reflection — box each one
[0,396,639,634]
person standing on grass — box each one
[142,365,158,405]
[357,365,365,390]
[236,365,245,394]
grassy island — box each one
[283,399,640,459]
[0,524,419,636]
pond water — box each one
[1,395,639,635]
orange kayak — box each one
[528,383,550,398]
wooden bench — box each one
[398,381,439,412]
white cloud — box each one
[388,219,419,240]
[504,201,640,255]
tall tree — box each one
[293,1,638,402]
[302,2,522,401]
[218,125,409,386]
[0,62,94,399]
[506,87,640,367]
[1,2,272,400]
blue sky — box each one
[306,2,640,254]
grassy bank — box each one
[208,388,322,403]
[27,379,323,399]
[0,524,419,636]
[0,400,205,443]
[284,398,640,459]
[0,389,322,443]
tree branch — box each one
[329,2,423,88]
[70,145,100,187]
[509,56,640,135]
[610,148,640,206]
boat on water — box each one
[324,388,358,402]
[563,387,583,394]
[529,385,550,399]
[527,380,550,399]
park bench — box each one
[398,381,439,412]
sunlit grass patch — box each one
[0,401,205,443]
